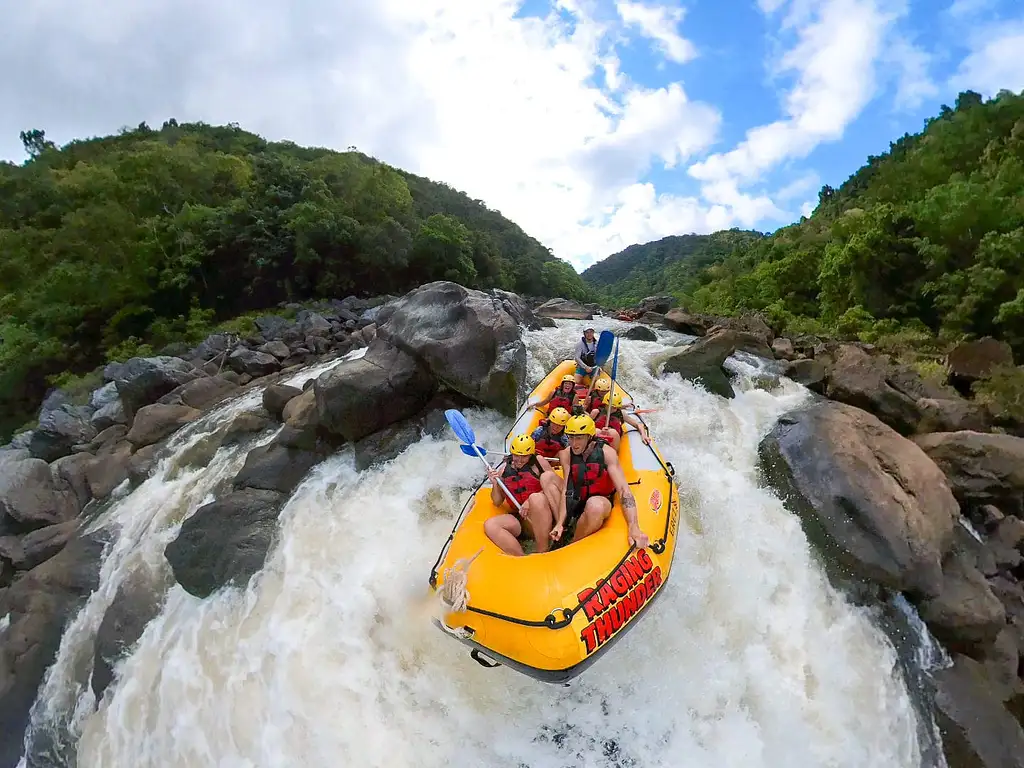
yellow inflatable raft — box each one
[428,360,682,683]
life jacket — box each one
[501,457,543,505]
[534,421,566,457]
[586,391,604,412]
[580,337,597,366]
[568,439,616,501]
[549,385,574,412]
[595,409,624,435]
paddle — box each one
[604,337,621,428]
[587,330,616,396]
[445,409,522,512]
[458,444,502,457]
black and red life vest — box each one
[568,439,616,501]
[595,409,624,434]
[586,391,604,412]
[501,457,543,505]
[549,385,574,412]
[534,421,566,457]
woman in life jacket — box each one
[590,389,650,452]
[483,433,564,556]
[530,406,570,462]
[551,415,649,549]
[532,374,576,414]
[586,376,611,413]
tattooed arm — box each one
[603,444,650,549]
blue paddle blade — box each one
[595,330,615,367]
[444,409,477,446]
[459,443,492,457]
[610,338,620,378]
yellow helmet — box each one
[602,390,625,409]
[565,414,596,436]
[509,434,536,456]
[560,374,576,385]
[548,406,571,426]
[594,377,611,392]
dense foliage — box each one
[0,120,589,437]
[586,89,1024,355]
[580,229,765,307]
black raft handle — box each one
[470,649,502,669]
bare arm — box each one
[487,462,506,506]
[623,413,649,442]
[555,447,570,527]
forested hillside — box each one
[586,89,1024,356]
[580,229,764,306]
[0,120,589,437]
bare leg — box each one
[539,471,563,517]
[572,496,613,542]
[524,492,554,553]
[484,513,524,556]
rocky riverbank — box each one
[2,285,1023,768]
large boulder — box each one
[125,404,201,449]
[820,345,924,436]
[314,338,436,443]
[104,356,202,421]
[158,375,240,412]
[946,337,1014,395]
[227,349,280,378]
[758,400,959,598]
[662,309,708,336]
[164,488,285,599]
[0,454,79,532]
[660,329,743,398]
[374,281,528,416]
[0,533,105,768]
[28,404,97,463]
[913,432,1024,515]
[533,297,593,320]
[637,295,675,314]
[231,429,321,495]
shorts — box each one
[566,491,615,524]
[574,364,589,377]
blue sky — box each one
[2,0,1023,271]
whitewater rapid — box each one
[22,322,938,767]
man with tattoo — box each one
[550,414,650,549]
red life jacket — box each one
[568,439,616,501]
[586,392,604,412]
[534,421,566,457]
[501,457,543,505]
[549,386,574,412]
[595,410,624,434]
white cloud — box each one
[615,0,697,64]
[885,36,938,110]
[688,0,893,205]
[950,19,1024,97]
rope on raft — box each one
[439,547,484,614]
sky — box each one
[2,0,1023,272]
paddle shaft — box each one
[470,445,523,512]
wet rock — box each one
[85,440,133,500]
[374,282,528,416]
[534,297,592,320]
[227,349,280,378]
[125,404,201,449]
[92,568,172,700]
[918,529,1006,655]
[624,325,658,342]
[315,338,436,443]
[537,316,557,328]
[191,332,235,363]
[164,488,285,599]
[104,356,202,421]
[660,330,740,399]
[782,358,827,391]
[716,313,774,347]
[49,453,94,512]
[0,532,105,768]
[88,382,127,431]
[490,289,541,331]
[931,654,1024,768]
[758,400,958,598]
[771,337,797,360]
[282,390,318,433]
[913,431,1024,515]
[0,454,79,532]
[296,310,332,336]
[232,432,320,495]
[946,337,1014,396]
[127,444,161,487]
[353,421,422,471]
[262,384,302,420]
[662,309,707,336]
